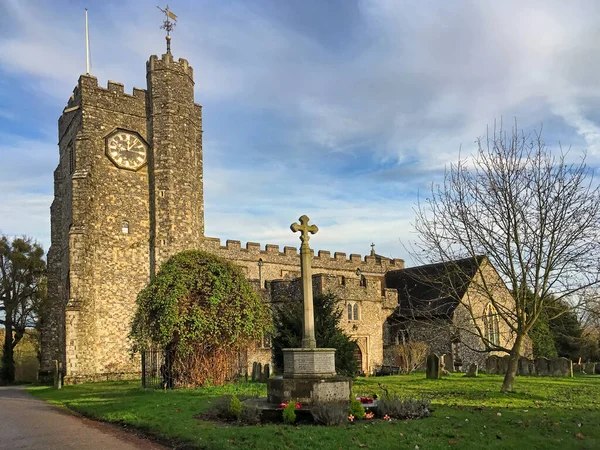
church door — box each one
[354,346,363,375]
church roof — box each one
[385,256,486,319]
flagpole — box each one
[85,8,90,74]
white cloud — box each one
[2,0,600,266]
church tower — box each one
[40,48,204,383]
[147,53,204,273]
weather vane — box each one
[157,4,177,53]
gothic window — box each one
[263,333,272,349]
[257,333,272,349]
[347,302,360,321]
[122,221,129,234]
[68,142,75,174]
[483,304,501,346]
[397,324,410,345]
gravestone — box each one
[251,362,257,381]
[426,354,441,379]
[256,363,263,381]
[549,357,573,377]
[583,362,596,374]
[465,363,478,377]
[53,360,62,390]
[440,354,451,375]
[518,357,535,376]
[497,355,510,374]
[595,363,600,375]
[535,357,550,376]
[485,355,500,374]
[260,364,270,382]
[443,353,454,373]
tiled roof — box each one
[385,256,486,319]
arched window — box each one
[122,221,130,234]
[347,302,360,321]
[483,304,500,346]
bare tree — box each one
[412,121,600,392]
[0,236,46,383]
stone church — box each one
[40,45,516,384]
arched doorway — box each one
[354,345,363,375]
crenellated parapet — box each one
[200,236,404,277]
[147,53,194,80]
[60,76,147,133]
[269,273,398,307]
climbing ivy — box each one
[130,250,271,386]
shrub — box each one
[272,292,358,376]
[349,399,365,420]
[130,250,271,387]
[282,402,297,424]
[239,405,261,425]
[383,342,429,373]
[311,402,348,426]
[376,394,430,420]
[229,395,242,420]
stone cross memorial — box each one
[266,215,351,404]
[290,215,319,349]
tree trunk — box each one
[501,332,524,392]
[1,313,15,384]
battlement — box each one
[269,273,399,307]
[200,236,404,274]
[60,75,147,135]
[146,53,194,80]
[66,75,147,108]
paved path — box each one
[0,386,170,450]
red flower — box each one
[279,402,287,408]
[295,402,302,409]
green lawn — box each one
[28,373,600,450]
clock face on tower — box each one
[105,129,148,171]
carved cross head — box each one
[290,215,319,243]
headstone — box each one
[485,355,500,374]
[251,362,257,381]
[465,363,478,377]
[260,364,270,382]
[583,362,596,374]
[595,363,600,375]
[497,355,511,374]
[426,354,441,379]
[53,360,62,390]
[535,357,550,376]
[549,357,573,377]
[256,363,263,381]
[443,353,454,373]
[518,357,534,376]
[440,354,450,375]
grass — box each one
[28,373,600,450]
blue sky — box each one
[1,0,600,265]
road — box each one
[0,386,170,450]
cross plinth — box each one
[290,215,319,349]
